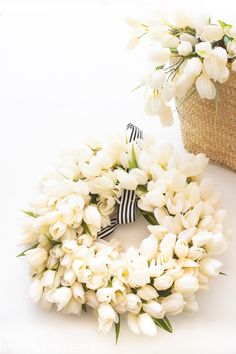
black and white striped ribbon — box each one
[98,123,143,239]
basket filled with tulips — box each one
[128,14,236,171]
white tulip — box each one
[178,227,196,243]
[199,257,222,277]
[63,298,82,315]
[202,25,224,41]
[47,287,72,311]
[213,47,228,66]
[161,81,176,102]
[175,239,189,258]
[96,287,114,303]
[98,303,118,322]
[145,190,166,208]
[175,72,196,97]
[161,293,185,315]
[126,293,142,314]
[145,93,166,116]
[115,169,138,190]
[147,70,166,89]
[129,168,148,185]
[179,33,198,46]
[192,231,212,247]
[159,233,176,251]
[143,300,165,318]
[137,285,158,301]
[84,205,101,228]
[72,282,85,303]
[227,39,236,57]
[127,313,141,334]
[138,313,157,336]
[40,289,53,311]
[25,247,47,270]
[50,221,67,240]
[195,41,212,58]
[41,270,56,287]
[62,269,76,286]
[140,235,158,260]
[196,74,216,99]
[188,246,205,261]
[149,45,171,65]
[174,275,199,295]
[177,41,192,56]
[184,57,202,76]
[29,278,43,302]
[205,232,228,255]
[224,25,236,39]
[159,105,173,126]
[85,290,99,309]
[154,275,173,291]
[184,299,199,313]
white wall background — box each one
[0,1,236,353]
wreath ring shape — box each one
[18,123,228,340]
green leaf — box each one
[90,193,98,204]
[219,271,228,276]
[153,316,173,333]
[155,65,164,70]
[115,315,120,344]
[158,289,172,297]
[107,279,113,287]
[140,211,158,225]
[218,20,232,29]
[44,234,61,246]
[21,210,38,218]
[128,144,138,169]
[223,35,231,47]
[17,243,39,257]
[81,221,91,235]
[136,184,148,194]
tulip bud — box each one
[126,293,142,314]
[72,282,86,304]
[154,275,173,291]
[63,298,82,315]
[50,221,67,240]
[184,299,199,313]
[199,257,222,277]
[98,303,118,322]
[196,74,216,99]
[29,278,43,302]
[149,45,171,65]
[127,313,141,334]
[161,293,185,315]
[140,235,158,260]
[175,239,189,258]
[96,287,114,303]
[25,247,47,270]
[188,246,205,261]
[41,270,57,287]
[202,25,224,41]
[85,290,99,309]
[205,232,228,255]
[195,41,212,58]
[177,41,192,56]
[84,205,101,228]
[192,231,212,247]
[143,300,165,319]
[138,313,157,336]
[174,275,199,295]
[47,287,72,311]
[115,169,138,190]
[137,285,158,301]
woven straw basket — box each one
[175,72,236,171]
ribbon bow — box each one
[98,123,143,239]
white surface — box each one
[0,1,236,353]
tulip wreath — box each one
[18,124,228,340]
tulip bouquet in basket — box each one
[128,14,236,126]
